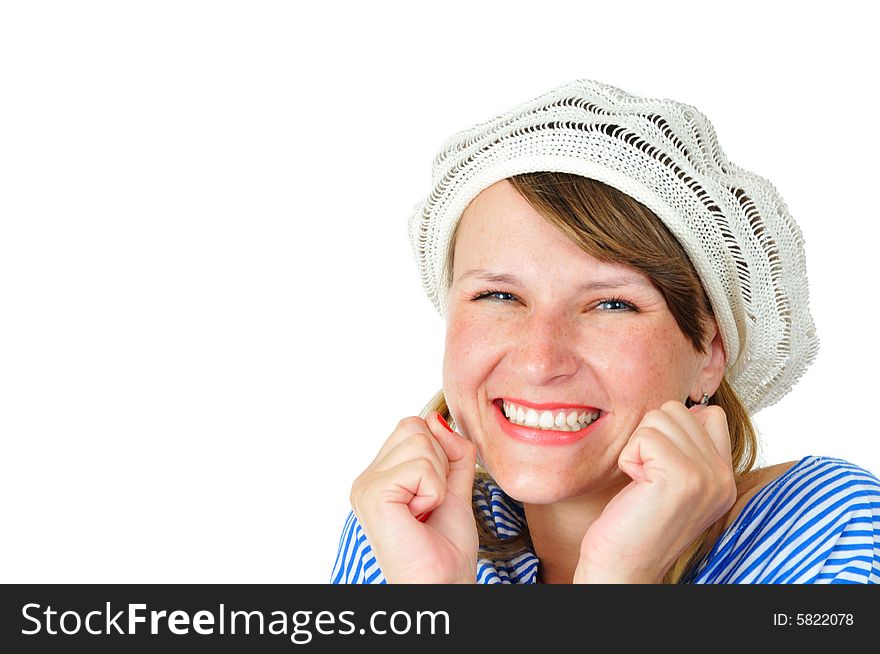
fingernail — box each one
[437,414,454,433]
[415,511,433,522]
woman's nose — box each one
[511,313,581,384]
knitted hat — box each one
[407,79,819,415]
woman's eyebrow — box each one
[456,268,652,291]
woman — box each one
[332,79,880,584]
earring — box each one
[686,392,711,407]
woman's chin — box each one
[481,456,620,504]
[484,466,585,504]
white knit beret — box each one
[407,79,819,415]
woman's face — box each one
[443,179,722,504]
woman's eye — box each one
[597,298,635,311]
[472,290,516,302]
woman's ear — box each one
[696,325,727,399]
[688,321,727,405]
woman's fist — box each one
[574,401,737,583]
[349,411,479,583]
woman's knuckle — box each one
[410,432,434,451]
[351,479,372,506]
[721,475,738,505]
[678,470,702,494]
[635,425,662,442]
[414,456,436,474]
[396,416,424,431]
[350,474,365,497]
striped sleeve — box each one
[690,457,880,584]
[329,510,387,584]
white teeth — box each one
[525,409,540,427]
[500,400,600,431]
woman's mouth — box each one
[492,399,604,445]
[499,399,600,431]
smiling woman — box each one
[437,173,746,583]
[332,79,880,584]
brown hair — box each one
[420,172,759,584]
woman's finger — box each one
[634,401,729,467]
[371,430,450,481]
[666,401,733,468]
[424,411,477,503]
[617,425,693,484]
[357,457,447,519]
[627,404,704,461]
[368,416,438,466]
[687,404,733,467]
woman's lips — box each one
[492,399,602,446]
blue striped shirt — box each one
[331,456,880,584]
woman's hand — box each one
[573,400,737,583]
[349,411,479,583]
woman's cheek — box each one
[446,315,504,359]
[443,317,506,419]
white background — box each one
[1,1,877,583]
